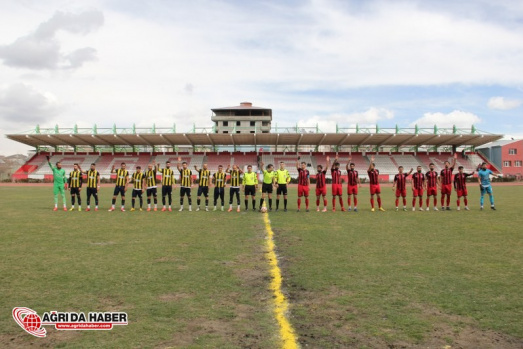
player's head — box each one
[232,164,238,171]
[317,164,323,172]
[301,161,306,169]
[218,165,223,172]
[481,162,488,170]
[90,163,96,170]
[73,163,79,170]
[148,163,153,170]
[334,162,340,169]
[136,166,141,172]
[267,164,274,172]
[166,161,171,168]
[247,164,253,172]
[369,162,375,170]
[417,165,422,173]
[429,162,435,170]
[203,163,208,170]
[458,165,464,173]
[182,161,187,169]
[444,160,450,168]
[121,162,126,169]
[398,165,404,173]
[279,161,285,169]
[56,161,61,169]
[350,163,355,170]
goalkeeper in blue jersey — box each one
[47,155,68,211]
[477,162,501,210]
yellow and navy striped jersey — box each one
[179,168,192,187]
[144,168,157,187]
[228,169,242,187]
[86,170,100,188]
[276,169,291,184]
[262,170,276,184]
[243,172,258,186]
[213,172,226,188]
[69,170,83,188]
[158,167,175,186]
[114,169,129,186]
[132,172,145,189]
[198,169,211,187]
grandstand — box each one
[7,123,503,181]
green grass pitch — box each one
[0,185,522,348]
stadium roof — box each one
[6,132,503,148]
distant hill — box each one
[0,154,28,179]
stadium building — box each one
[6,102,503,182]
[477,139,523,177]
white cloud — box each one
[298,107,394,132]
[487,97,522,110]
[0,10,103,70]
[0,83,63,124]
[410,110,481,128]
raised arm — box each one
[176,157,182,171]
[346,156,352,171]
[193,165,200,172]
[407,168,413,176]
[368,155,375,172]
[111,164,116,174]
[451,153,457,168]
[325,156,330,172]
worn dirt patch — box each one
[157,293,192,302]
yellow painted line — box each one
[262,211,299,349]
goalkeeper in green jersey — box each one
[47,155,68,211]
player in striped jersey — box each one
[296,158,310,212]
[275,162,291,211]
[68,163,83,211]
[109,163,129,211]
[259,161,276,211]
[315,158,329,212]
[411,166,425,211]
[194,163,211,211]
[157,161,175,211]
[226,164,243,212]
[439,154,457,211]
[392,166,413,211]
[242,165,259,211]
[130,166,146,211]
[213,165,227,211]
[368,155,385,212]
[454,166,474,211]
[330,156,345,212]
[144,161,158,211]
[425,163,439,211]
[345,156,361,212]
[81,163,100,211]
[177,157,193,211]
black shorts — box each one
[162,185,172,196]
[262,183,273,193]
[277,184,288,195]
[245,185,256,196]
[197,186,209,197]
[214,187,224,197]
[132,189,143,198]
[180,187,191,197]
[146,187,157,197]
[86,187,98,196]
[113,186,125,196]
[70,187,81,195]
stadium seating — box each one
[33,154,100,177]
[391,154,426,171]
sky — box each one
[1,0,522,155]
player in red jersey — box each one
[411,165,425,211]
[425,163,439,211]
[315,158,329,212]
[345,156,361,212]
[392,166,413,211]
[296,158,310,212]
[368,155,385,212]
[439,154,457,210]
[330,156,345,212]
[454,166,474,211]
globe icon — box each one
[23,314,41,332]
